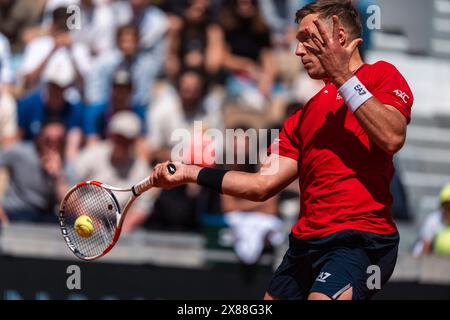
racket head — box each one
[59,181,121,261]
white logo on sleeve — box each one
[316,272,332,283]
[393,89,409,104]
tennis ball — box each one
[74,215,94,238]
[434,227,450,255]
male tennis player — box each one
[151,0,413,300]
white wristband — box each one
[338,76,373,113]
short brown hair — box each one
[295,0,362,39]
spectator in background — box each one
[85,24,159,109]
[84,68,146,144]
[413,184,450,256]
[0,120,71,223]
[220,0,276,111]
[259,0,303,44]
[70,0,117,57]
[0,0,46,53]
[113,0,169,52]
[147,67,222,163]
[0,88,18,147]
[351,0,376,58]
[17,59,84,160]
[41,0,78,28]
[0,32,18,147]
[110,0,169,107]
[165,0,225,81]
[0,32,14,91]
[19,6,90,93]
[73,111,157,233]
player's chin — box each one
[305,68,324,80]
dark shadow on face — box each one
[36,122,66,156]
[46,83,66,112]
[111,84,133,112]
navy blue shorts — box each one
[267,229,399,300]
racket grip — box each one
[133,164,177,196]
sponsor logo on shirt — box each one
[393,89,409,104]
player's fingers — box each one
[332,15,341,41]
[313,19,330,45]
[162,161,171,177]
[303,42,321,56]
[311,33,325,52]
[347,38,363,54]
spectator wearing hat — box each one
[73,111,157,233]
[84,68,146,144]
[413,184,450,256]
[17,56,84,160]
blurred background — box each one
[0,0,450,300]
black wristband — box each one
[197,167,229,194]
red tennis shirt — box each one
[270,61,414,240]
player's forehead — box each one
[296,13,322,39]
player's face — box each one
[295,14,328,80]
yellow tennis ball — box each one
[434,227,450,255]
[75,215,94,238]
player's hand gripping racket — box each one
[59,163,177,261]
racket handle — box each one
[133,163,177,196]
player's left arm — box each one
[305,16,410,155]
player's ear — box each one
[339,28,347,46]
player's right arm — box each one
[151,154,298,202]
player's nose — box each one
[295,42,307,57]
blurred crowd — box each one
[3,0,445,262]
[0,0,327,233]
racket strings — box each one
[61,184,119,259]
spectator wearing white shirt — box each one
[19,6,91,93]
[0,32,13,88]
[0,32,17,146]
[414,184,450,256]
[113,0,169,51]
[71,0,117,57]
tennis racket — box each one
[59,163,176,261]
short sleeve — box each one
[368,61,414,124]
[268,110,302,161]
